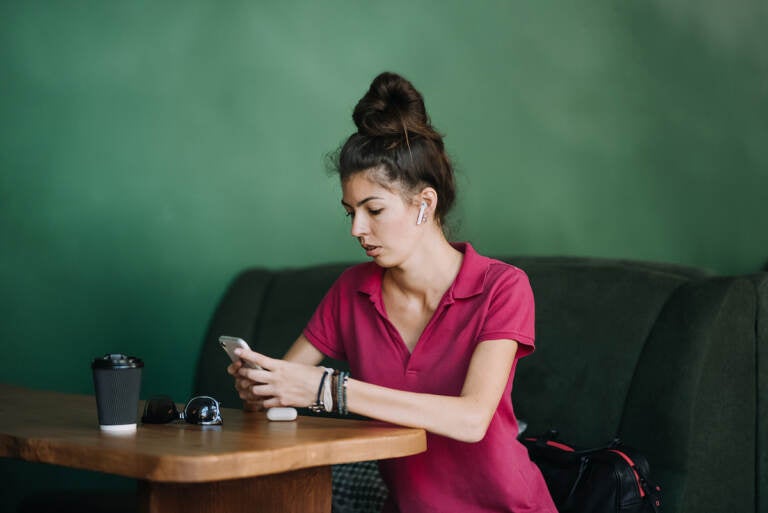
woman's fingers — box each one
[234,376,275,400]
[262,397,282,409]
[243,400,265,412]
[234,347,277,371]
[235,377,254,392]
[236,381,265,401]
[250,383,276,398]
[239,386,278,407]
[227,360,242,376]
[237,367,271,384]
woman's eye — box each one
[344,209,381,219]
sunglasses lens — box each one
[141,396,179,424]
[184,396,222,425]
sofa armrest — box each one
[748,272,768,513]
[620,277,756,513]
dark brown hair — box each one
[333,72,456,225]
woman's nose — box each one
[350,215,367,237]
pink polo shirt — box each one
[303,243,556,513]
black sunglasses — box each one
[141,395,223,425]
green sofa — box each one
[194,256,768,513]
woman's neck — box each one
[383,235,464,307]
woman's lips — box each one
[362,244,381,257]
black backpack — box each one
[520,430,662,513]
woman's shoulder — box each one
[462,243,531,285]
[486,257,530,280]
[484,259,532,294]
[332,261,383,291]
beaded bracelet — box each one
[335,371,342,414]
[336,370,350,415]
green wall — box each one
[1,1,766,509]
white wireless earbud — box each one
[416,201,427,225]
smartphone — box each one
[218,335,261,369]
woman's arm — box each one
[347,339,517,442]
[236,338,518,443]
[282,335,326,365]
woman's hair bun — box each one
[352,72,432,139]
[335,71,456,226]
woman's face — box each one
[341,171,422,268]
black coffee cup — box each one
[91,354,144,433]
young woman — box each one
[228,72,556,512]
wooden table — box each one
[0,384,426,513]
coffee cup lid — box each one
[91,354,144,369]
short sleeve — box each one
[302,276,347,360]
[476,266,536,358]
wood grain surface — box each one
[0,384,426,483]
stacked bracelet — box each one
[310,368,350,415]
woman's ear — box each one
[415,188,438,225]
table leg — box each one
[138,466,332,513]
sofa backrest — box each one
[501,257,705,446]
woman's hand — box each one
[228,346,325,409]
[226,359,265,411]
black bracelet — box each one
[309,368,330,413]
[331,370,340,414]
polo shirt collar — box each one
[450,242,487,299]
[356,242,489,301]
